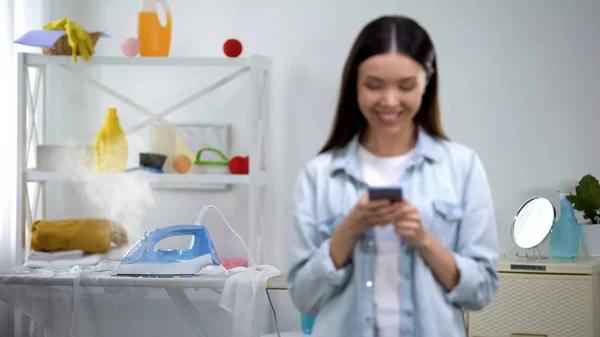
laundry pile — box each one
[25,218,130,268]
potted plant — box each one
[566,174,600,258]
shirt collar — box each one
[330,125,443,177]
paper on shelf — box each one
[14,29,110,49]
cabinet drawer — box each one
[470,273,594,337]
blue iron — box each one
[112,224,221,277]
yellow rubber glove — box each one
[43,17,95,62]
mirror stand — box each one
[503,242,548,261]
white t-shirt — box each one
[357,144,413,337]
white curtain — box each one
[0,0,18,334]
[1,1,49,335]
[0,0,51,262]
[0,0,18,271]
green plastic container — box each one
[193,147,229,174]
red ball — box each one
[223,39,243,57]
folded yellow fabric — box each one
[31,218,127,254]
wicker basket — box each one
[42,31,102,56]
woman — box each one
[287,15,499,337]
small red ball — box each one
[223,39,243,58]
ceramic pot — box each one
[580,223,600,258]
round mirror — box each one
[512,197,556,249]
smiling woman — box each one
[357,53,431,156]
[288,15,498,337]
[319,15,446,157]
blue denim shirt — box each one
[287,127,499,337]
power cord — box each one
[195,204,257,266]
[195,205,281,337]
[196,205,280,336]
[266,289,282,337]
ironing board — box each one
[0,261,287,337]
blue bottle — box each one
[550,191,580,259]
[300,314,316,335]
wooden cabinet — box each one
[467,258,600,337]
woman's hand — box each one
[393,199,461,291]
[344,193,402,237]
[330,193,402,269]
[393,200,432,248]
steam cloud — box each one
[39,138,155,243]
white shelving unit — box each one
[13,52,271,266]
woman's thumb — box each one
[358,193,369,205]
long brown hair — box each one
[319,15,447,154]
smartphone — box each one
[368,187,403,202]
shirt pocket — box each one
[431,199,464,249]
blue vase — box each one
[550,192,580,259]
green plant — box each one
[566,174,600,224]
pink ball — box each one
[121,37,140,57]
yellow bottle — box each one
[94,108,128,172]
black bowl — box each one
[139,152,167,170]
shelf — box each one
[22,53,272,69]
[24,170,266,188]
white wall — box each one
[38,0,600,333]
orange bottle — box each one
[138,0,172,57]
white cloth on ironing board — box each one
[23,246,129,269]
[23,254,102,269]
[29,250,85,261]
[219,265,281,337]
